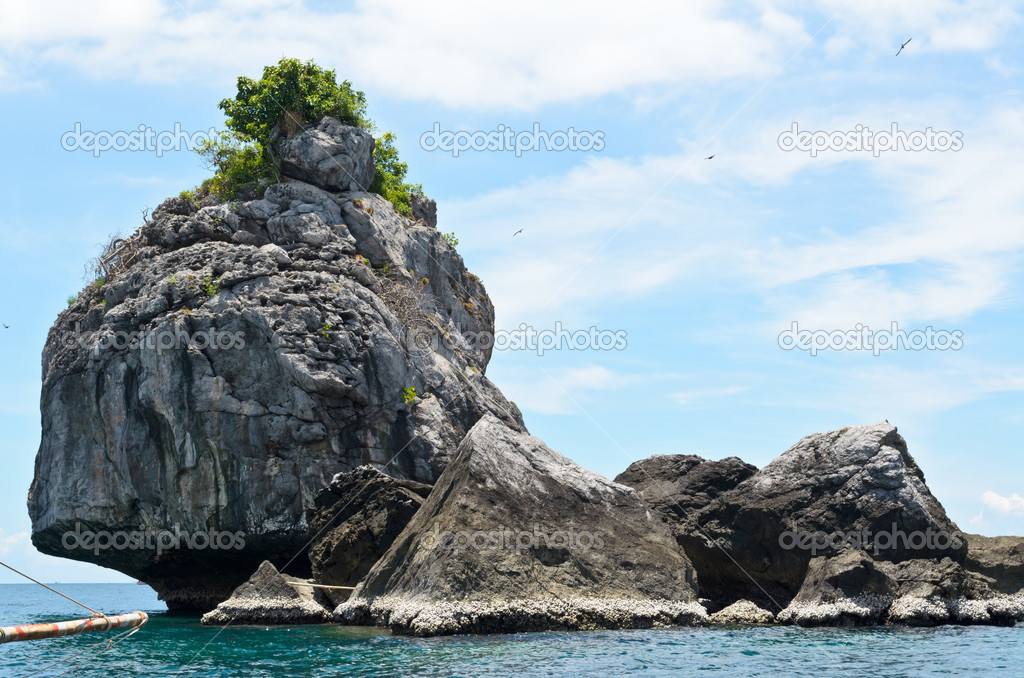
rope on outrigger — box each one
[0,560,148,644]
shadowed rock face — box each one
[618,424,964,612]
[614,454,757,527]
[337,415,705,635]
[306,466,431,603]
[29,117,525,612]
[964,534,1024,595]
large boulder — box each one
[306,466,431,604]
[29,119,525,611]
[274,116,376,192]
[708,599,775,625]
[336,415,706,635]
[964,534,1024,595]
[200,560,332,625]
[618,423,964,611]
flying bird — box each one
[513,229,523,237]
[1,323,7,329]
[705,154,715,160]
[895,38,911,56]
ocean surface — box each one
[1,584,1022,676]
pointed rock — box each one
[200,561,331,625]
[336,415,706,635]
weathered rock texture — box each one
[409,194,437,229]
[964,534,1024,595]
[336,415,706,635]
[274,116,376,192]
[614,454,757,522]
[708,599,775,625]
[776,549,1024,627]
[200,560,332,625]
[619,423,963,612]
[306,465,431,605]
[29,117,524,611]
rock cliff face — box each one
[29,117,524,611]
[336,415,706,635]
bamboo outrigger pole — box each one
[0,611,149,644]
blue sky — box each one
[1,0,1022,583]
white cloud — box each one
[0,1,813,109]
[981,490,1024,515]
[815,0,1021,54]
[671,386,748,405]
[497,365,636,415]
[0,529,30,557]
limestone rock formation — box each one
[274,116,376,192]
[619,423,963,610]
[964,533,1024,595]
[306,465,431,605]
[776,549,1024,627]
[614,454,757,520]
[29,117,524,611]
[336,415,706,635]
[200,560,332,625]
[708,600,775,625]
[410,194,437,229]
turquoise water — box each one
[1,584,1022,676]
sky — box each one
[0,0,1022,583]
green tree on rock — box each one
[192,57,424,216]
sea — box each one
[1,584,1022,676]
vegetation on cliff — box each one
[190,57,423,214]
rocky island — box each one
[28,61,1023,636]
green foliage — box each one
[320,323,333,339]
[401,386,417,404]
[370,132,422,217]
[179,189,201,210]
[202,276,222,298]
[195,132,277,201]
[219,57,369,142]
[66,294,77,308]
[191,57,427,215]
[442,232,459,248]
[94,276,106,289]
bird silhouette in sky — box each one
[1,323,8,329]
[705,154,715,160]
[513,229,523,237]
[895,38,912,56]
